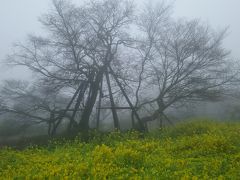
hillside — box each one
[1,120,240,179]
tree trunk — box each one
[48,111,55,137]
[108,66,146,132]
[131,112,135,129]
[51,83,85,135]
[96,77,103,130]
[68,82,88,133]
[159,114,163,129]
[79,70,103,133]
[48,123,52,136]
[105,70,120,130]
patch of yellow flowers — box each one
[1,120,240,179]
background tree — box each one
[0,80,76,136]
[135,7,233,127]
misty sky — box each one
[0,0,240,80]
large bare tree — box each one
[1,0,234,136]
[5,0,147,135]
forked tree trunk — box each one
[79,70,104,136]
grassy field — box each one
[1,119,240,179]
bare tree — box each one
[0,80,75,136]
[2,0,235,136]
[135,7,232,127]
[5,0,147,135]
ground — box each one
[1,119,240,179]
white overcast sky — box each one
[0,0,240,80]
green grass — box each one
[1,119,240,179]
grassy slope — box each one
[1,119,240,179]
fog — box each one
[1,0,240,66]
[2,0,240,84]
[0,0,240,140]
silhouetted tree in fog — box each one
[0,80,76,136]
[1,0,235,136]
[134,5,233,127]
